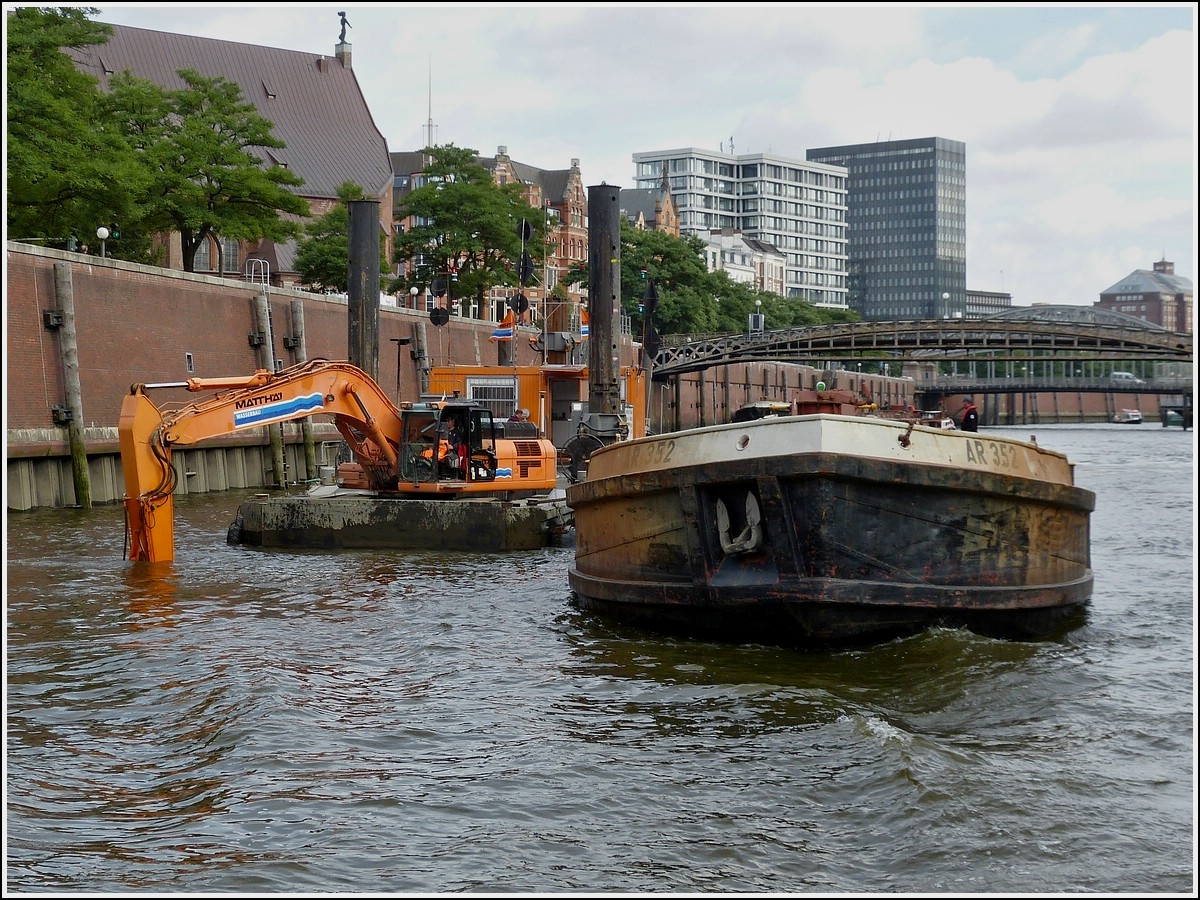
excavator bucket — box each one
[118,388,175,562]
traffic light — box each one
[110,222,121,239]
[639,266,648,279]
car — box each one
[1110,371,1146,386]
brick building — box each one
[1095,258,1193,333]
[391,146,590,327]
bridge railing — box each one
[923,374,1193,393]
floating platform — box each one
[227,485,574,553]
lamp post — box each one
[410,285,419,310]
[96,226,109,259]
[941,291,950,318]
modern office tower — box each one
[807,137,966,321]
[632,147,849,309]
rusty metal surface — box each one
[568,420,1095,647]
[580,414,1082,486]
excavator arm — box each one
[119,359,404,563]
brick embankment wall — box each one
[5,242,1152,508]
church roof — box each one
[71,23,394,202]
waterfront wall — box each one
[5,242,1167,510]
[5,242,591,510]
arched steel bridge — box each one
[652,305,1193,377]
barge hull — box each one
[568,416,1095,648]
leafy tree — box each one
[392,144,544,312]
[294,182,390,293]
[103,68,310,272]
[5,7,139,247]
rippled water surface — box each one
[5,424,1194,893]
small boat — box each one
[1113,409,1143,424]
[567,388,1095,649]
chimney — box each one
[336,42,352,69]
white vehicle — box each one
[1110,371,1145,385]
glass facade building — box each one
[632,148,849,309]
[807,137,966,321]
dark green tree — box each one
[5,7,139,247]
[294,182,389,293]
[393,144,544,313]
[103,68,310,272]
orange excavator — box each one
[119,359,559,562]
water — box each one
[5,425,1194,894]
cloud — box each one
[91,4,1196,308]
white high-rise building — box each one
[632,147,848,309]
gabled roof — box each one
[1100,268,1193,297]
[619,188,660,223]
[395,151,577,204]
[71,23,393,201]
[743,237,784,258]
[477,155,574,202]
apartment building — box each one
[806,137,967,322]
[631,148,849,309]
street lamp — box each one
[941,291,950,318]
[96,226,109,259]
[410,285,419,309]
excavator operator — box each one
[443,415,468,478]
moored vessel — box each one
[567,393,1095,648]
[1113,408,1143,424]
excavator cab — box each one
[398,402,498,485]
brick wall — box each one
[5,243,552,433]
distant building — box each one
[71,22,393,288]
[620,163,680,237]
[631,147,848,309]
[807,137,966,322]
[1096,259,1193,333]
[967,289,1013,319]
[702,229,787,296]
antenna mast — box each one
[423,58,437,148]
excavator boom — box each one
[118,359,560,563]
[119,360,404,562]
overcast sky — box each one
[90,3,1196,309]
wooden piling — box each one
[52,262,91,509]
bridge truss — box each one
[653,315,1193,378]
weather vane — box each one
[338,11,351,43]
